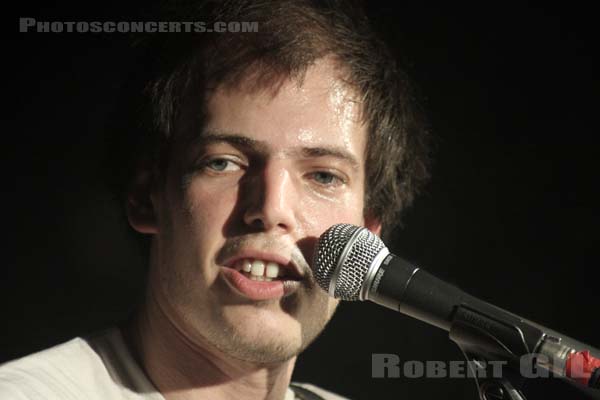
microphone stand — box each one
[312,223,599,399]
[448,302,600,400]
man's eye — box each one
[311,171,343,186]
[204,158,241,172]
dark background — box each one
[3,2,598,399]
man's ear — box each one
[364,211,382,237]
[126,168,159,234]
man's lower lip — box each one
[221,268,299,300]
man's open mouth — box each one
[232,259,302,282]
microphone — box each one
[312,223,600,396]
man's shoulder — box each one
[0,328,162,400]
[0,335,102,399]
[290,382,351,400]
[0,330,349,400]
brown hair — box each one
[109,0,431,238]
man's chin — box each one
[210,328,303,364]
[209,310,321,364]
[190,285,336,364]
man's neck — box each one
[122,292,296,400]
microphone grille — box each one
[313,223,386,301]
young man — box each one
[0,1,429,399]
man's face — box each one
[136,59,379,363]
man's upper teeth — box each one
[239,259,282,278]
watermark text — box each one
[19,18,259,33]
[371,353,574,379]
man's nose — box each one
[242,162,297,233]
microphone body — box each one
[366,251,467,331]
[312,224,600,394]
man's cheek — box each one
[326,297,340,319]
[312,287,338,316]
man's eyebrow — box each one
[293,147,361,171]
[193,130,360,170]
[194,131,269,153]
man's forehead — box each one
[208,63,363,137]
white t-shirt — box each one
[0,328,346,400]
